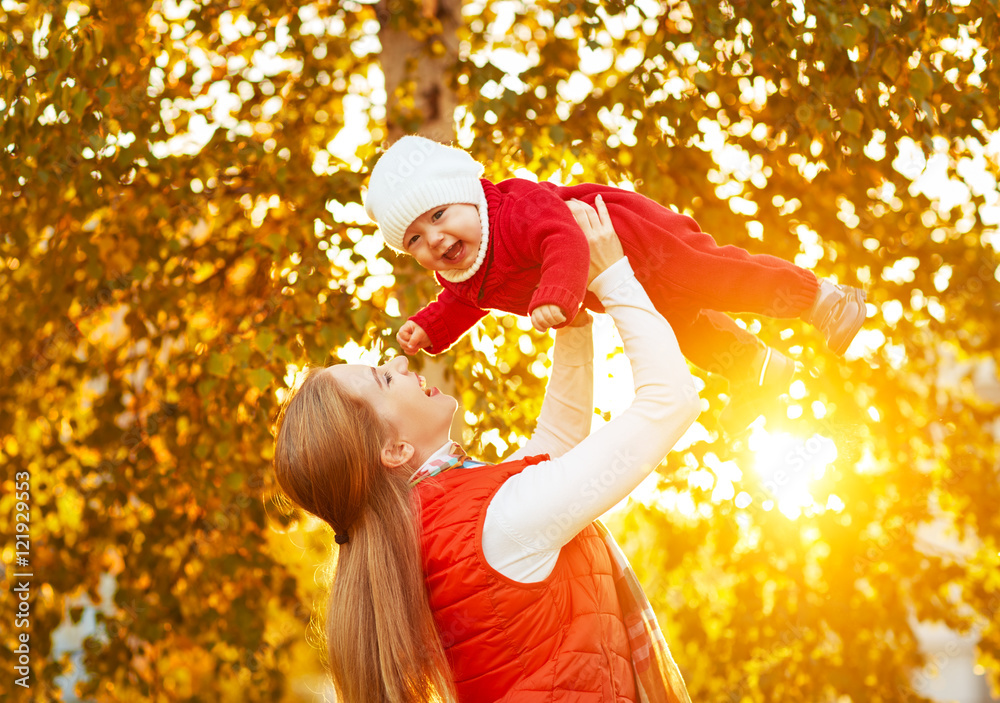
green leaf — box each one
[910,68,933,103]
[319,325,342,351]
[232,341,252,367]
[197,377,218,396]
[272,344,293,362]
[350,307,369,333]
[882,52,901,81]
[867,7,890,29]
[56,46,71,71]
[72,90,89,117]
[842,108,864,135]
[246,368,274,391]
[253,329,275,353]
[834,24,860,48]
[206,352,230,377]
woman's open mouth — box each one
[418,375,438,397]
[442,241,463,263]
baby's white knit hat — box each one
[363,136,489,281]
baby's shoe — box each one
[803,279,867,355]
[719,346,796,436]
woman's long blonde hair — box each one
[273,367,454,703]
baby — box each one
[363,136,867,433]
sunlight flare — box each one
[749,427,838,519]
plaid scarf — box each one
[408,442,485,486]
[593,520,692,703]
[410,444,692,702]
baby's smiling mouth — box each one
[442,242,462,261]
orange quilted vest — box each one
[416,455,637,702]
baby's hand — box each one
[530,304,567,332]
[397,320,431,355]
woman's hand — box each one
[565,195,625,285]
[566,309,592,328]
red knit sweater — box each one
[409,177,818,355]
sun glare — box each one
[336,340,384,366]
[749,427,839,519]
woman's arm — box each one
[505,312,594,462]
[483,200,700,583]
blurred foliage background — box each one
[2,0,999,701]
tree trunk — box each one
[376,0,462,142]
[375,0,468,441]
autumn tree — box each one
[1,1,998,701]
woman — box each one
[273,198,700,703]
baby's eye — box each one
[407,234,420,247]
[431,208,445,222]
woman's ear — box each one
[381,440,415,469]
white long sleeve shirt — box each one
[418,259,700,583]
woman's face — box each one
[325,356,457,466]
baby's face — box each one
[402,204,482,272]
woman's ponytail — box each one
[274,367,454,703]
